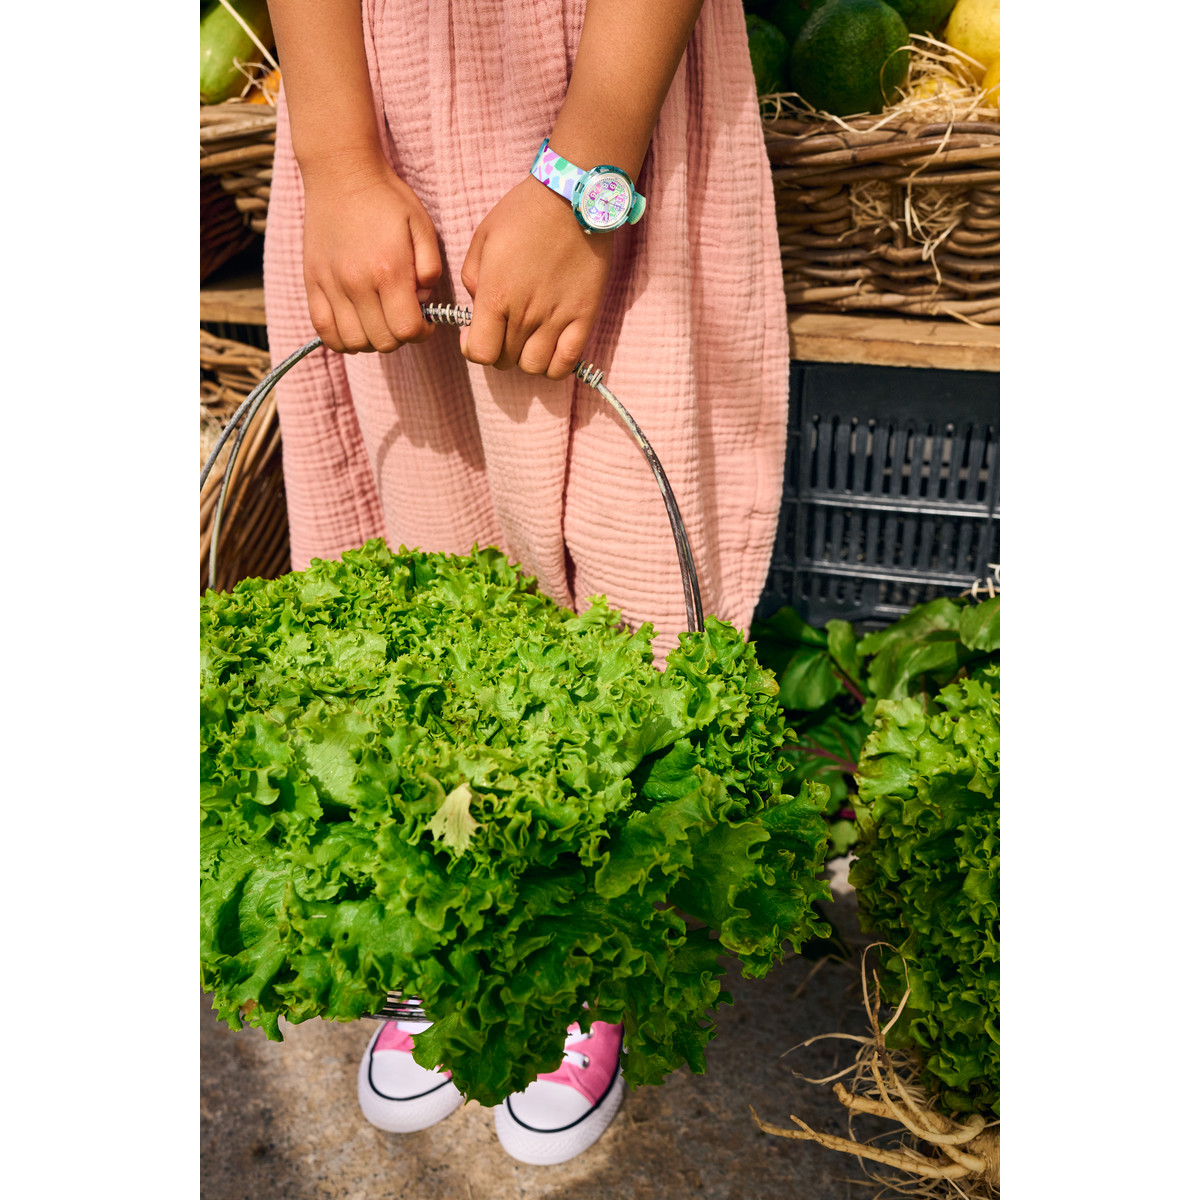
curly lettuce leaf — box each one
[201,542,830,1103]
[849,663,1000,1116]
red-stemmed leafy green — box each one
[750,597,999,857]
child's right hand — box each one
[300,156,443,355]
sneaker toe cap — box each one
[368,1049,453,1101]
[504,1079,595,1131]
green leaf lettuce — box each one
[201,541,830,1104]
[849,663,1000,1116]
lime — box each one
[746,15,792,96]
[766,0,832,43]
[789,0,910,117]
[886,0,956,34]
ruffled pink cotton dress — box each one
[263,0,788,655]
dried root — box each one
[753,945,999,1198]
[961,564,1000,601]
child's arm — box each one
[461,0,707,379]
[267,0,442,354]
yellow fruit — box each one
[945,0,999,81]
[980,57,999,107]
[911,72,968,100]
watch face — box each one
[580,172,633,229]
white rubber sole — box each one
[493,1067,625,1166]
[356,1026,465,1134]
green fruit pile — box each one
[744,0,956,116]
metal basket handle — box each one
[201,305,704,632]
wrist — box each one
[520,175,618,254]
[544,127,644,184]
[295,142,392,192]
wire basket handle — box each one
[201,306,704,632]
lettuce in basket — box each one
[201,541,830,1105]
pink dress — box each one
[264,0,788,656]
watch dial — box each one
[581,174,632,229]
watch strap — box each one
[530,138,587,204]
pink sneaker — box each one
[493,1019,625,1165]
[356,1006,464,1134]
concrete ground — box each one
[201,882,886,1200]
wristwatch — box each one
[529,138,647,234]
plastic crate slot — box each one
[833,417,852,492]
[880,425,899,497]
[910,427,930,498]
[898,509,919,568]
[929,427,950,496]
[808,416,823,491]
[915,514,936,573]
[808,504,825,564]
[863,510,882,568]
[845,509,865,571]
[963,422,992,503]
[850,418,869,493]
[881,511,900,568]
[829,507,847,565]
[938,518,958,573]
[859,420,878,496]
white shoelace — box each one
[561,1027,595,1069]
[390,997,431,1036]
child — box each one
[261,0,788,1164]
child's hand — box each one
[459,175,613,380]
[301,157,443,354]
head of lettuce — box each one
[201,541,831,1106]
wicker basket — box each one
[200,100,277,241]
[201,173,259,283]
[762,112,1000,324]
[201,329,290,593]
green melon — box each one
[745,15,792,97]
[200,0,274,105]
[789,0,910,116]
[886,0,957,34]
[766,0,833,44]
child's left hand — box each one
[459,175,613,381]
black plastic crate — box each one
[756,361,999,628]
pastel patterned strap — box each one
[530,138,587,203]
